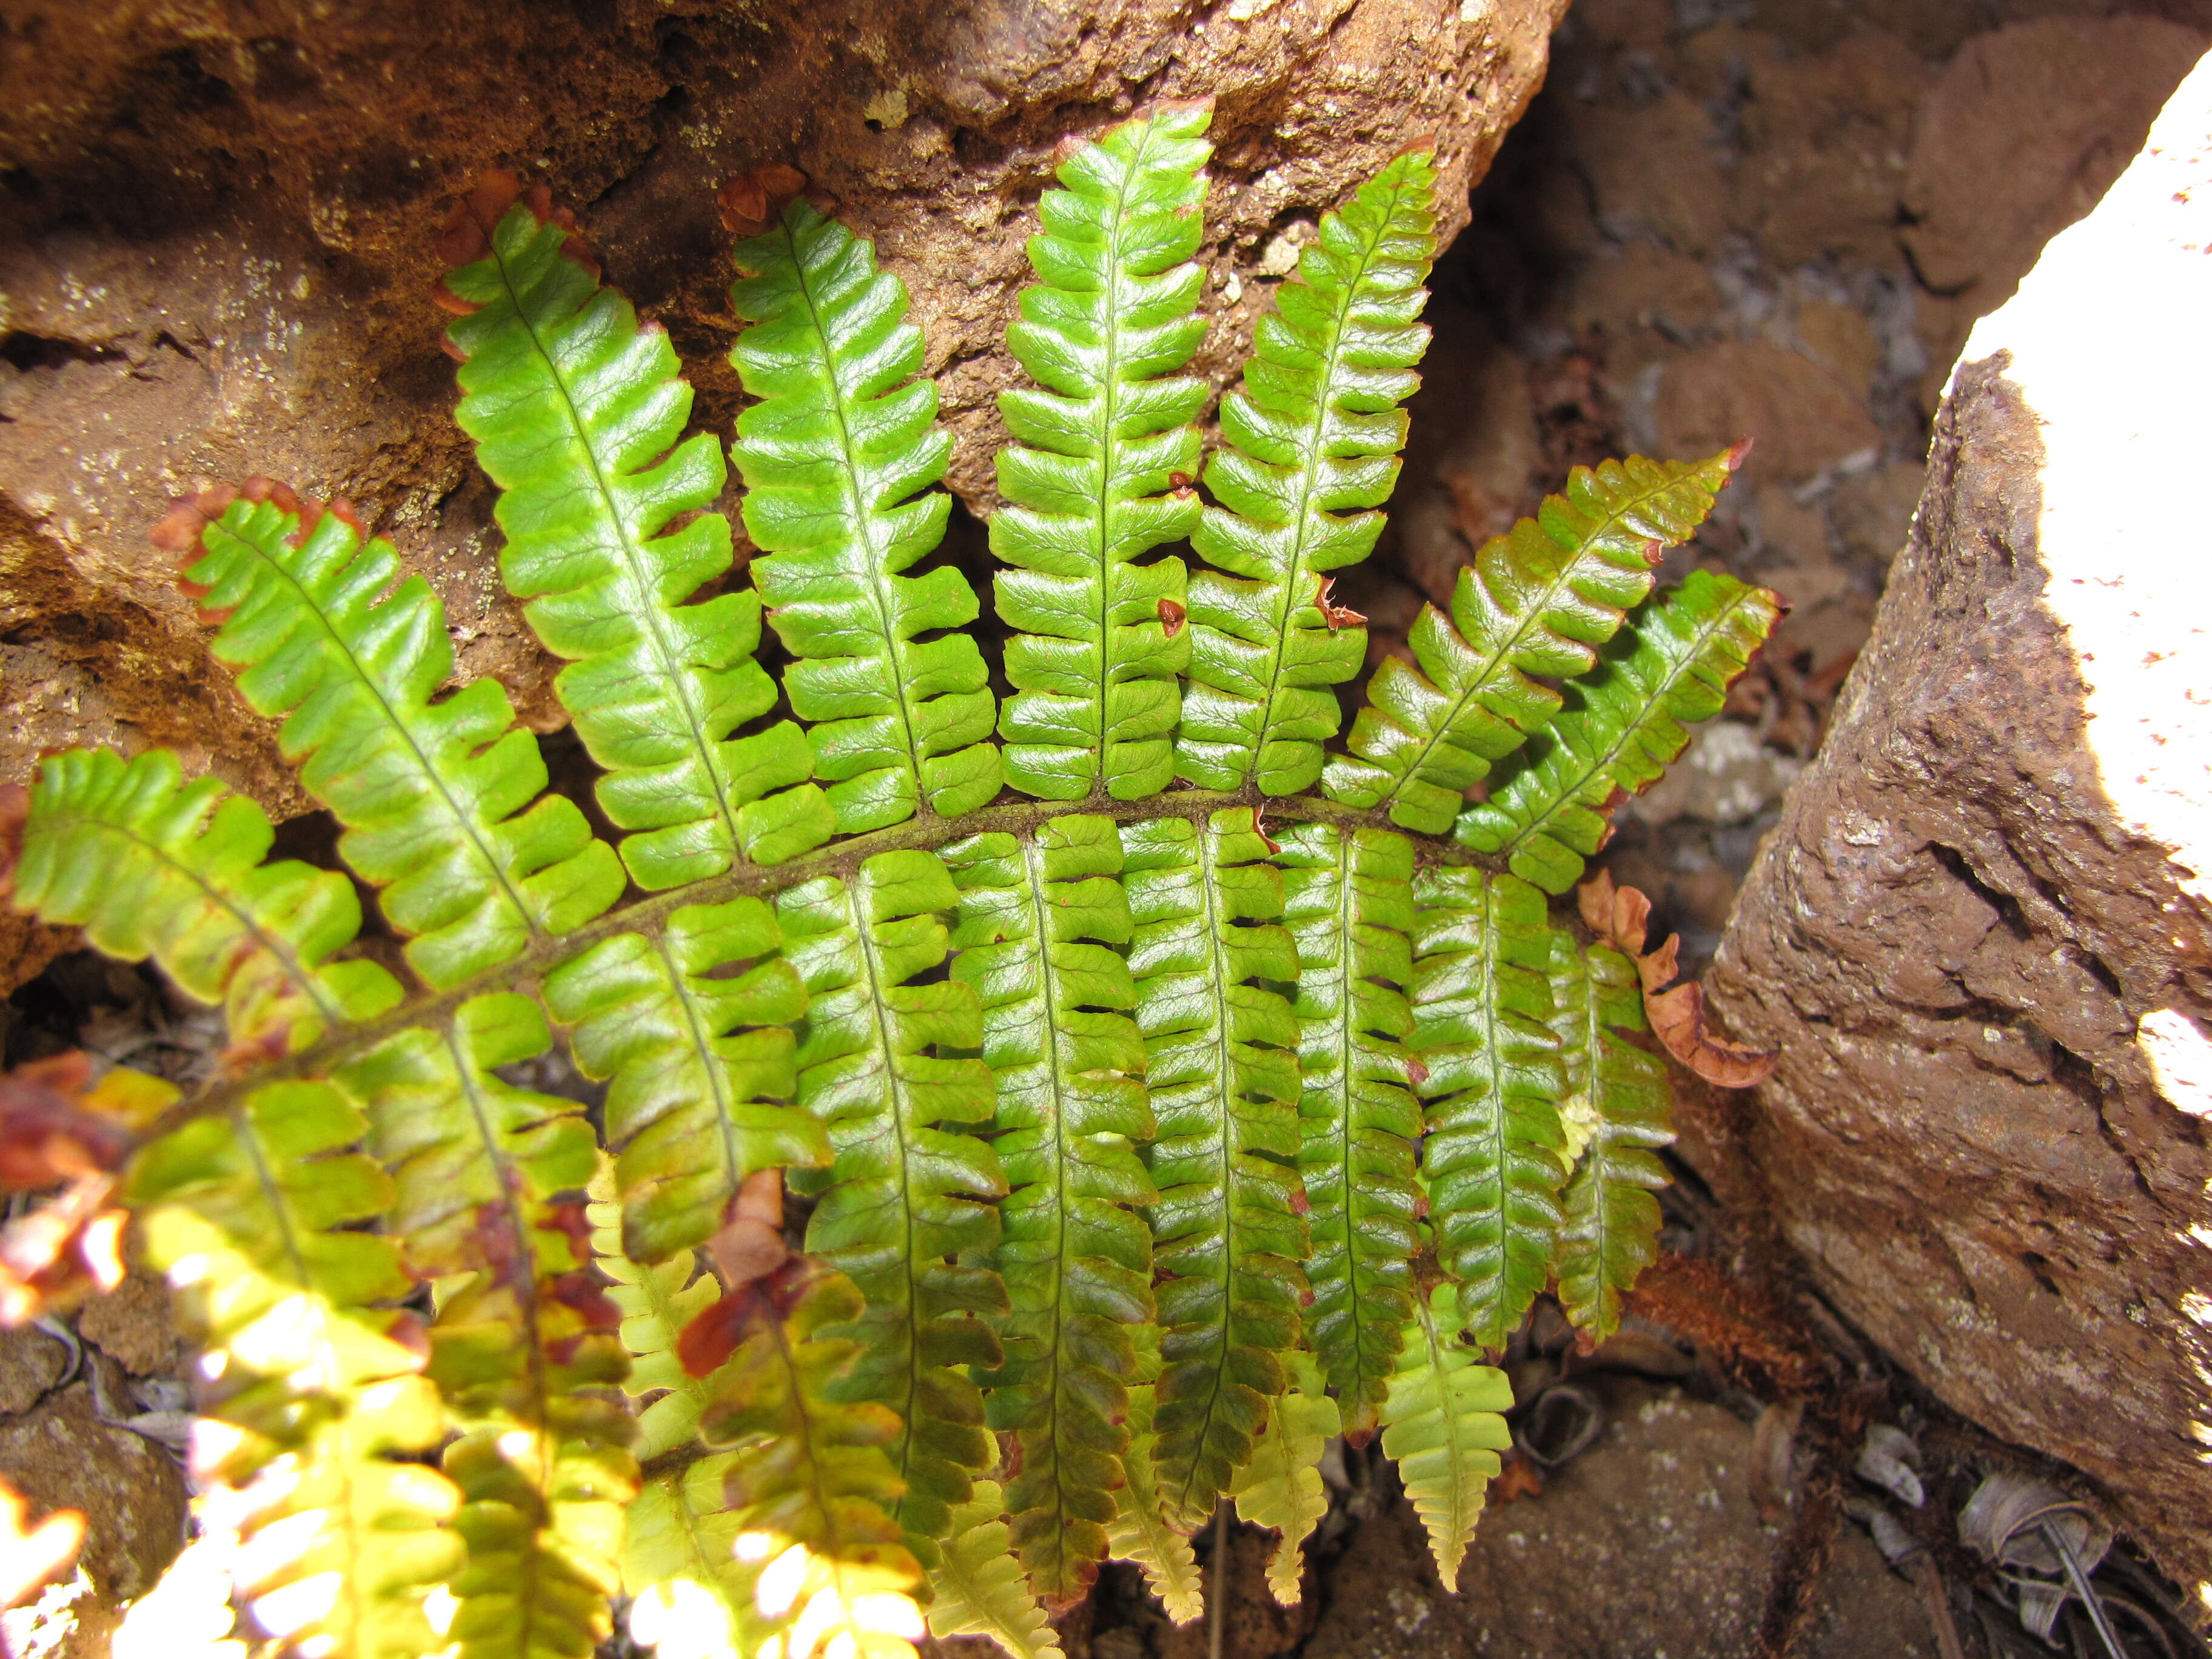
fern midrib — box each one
[655,934,745,1212]
[48,806,346,1033]
[764,1304,883,1652]
[443,1017,558,1659]
[212,518,543,943]
[155,788,1495,1147]
[1326,857,1378,1402]
[1498,592,1761,856]
[1168,823,1245,1523]
[1087,124,1153,774]
[484,235,750,866]
[848,888,938,1533]
[1238,168,1418,773]
[1567,963,1613,1301]
[1465,876,1513,1299]
[779,219,931,798]
[1019,834,1083,1587]
[1373,465,1698,809]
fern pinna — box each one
[0,115,1779,1658]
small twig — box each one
[1909,1556,1968,1659]
[2042,1518,2127,1659]
[1208,1499,1229,1659]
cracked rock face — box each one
[1699,53,2212,1595]
[0,0,1564,956]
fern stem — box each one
[146,789,1501,1146]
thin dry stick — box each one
[1208,1499,1229,1659]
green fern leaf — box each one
[546,899,826,1264]
[942,815,1154,1604]
[1546,933,1672,1342]
[1377,1282,1512,1587]
[590,1190,723,1461]
[172,487,624,985]
[1322,450,1740,833]
[339,994,638,1659]
[1276,821,1419,1438]
[1228,1350,1341,1606]
[7,747,400,1058]
[443,194,833,885]
[694,1262,928,1659]
[1179,149,1438,795]
[993,102,1213,801]
[729,203,1000,832]
[777,850,1008,1552]
[1104,1329,1205,1624]
[1410,868,1564,1350]
[924,1481,1067,1659]
[127,1083,463,1659]
[1124,808,1308,1526]
[623,1455,763,1659]
[1454,569,1783,891]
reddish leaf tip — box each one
[1157,597,1187,640]
[717,164,808,237]
[1724,436,1755,472]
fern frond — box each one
[127,1082,463,1659]
[1228,1350,1341,1606]
[694,1262,927,1659]
[589,1192,720,1460]
[339,994,637,1659]
[993,103,1213,802]
[1276,822,1419,1438]
[1410,868,1564,1350]
[162,485,624,986]
[1546,933,1672,1342]
[441,185,832,885]
[1104,1330,1205,1624]
[942,815,1153,1605]
[777,850,1008,1552]
[730,203,1000,833]
[924,1481,1067,1659]
[546,900,825,1264]
[1321,450,1740,833]
[1124,808,1307,1526]
[1377,1282,1512,1587]
[1453,570,1783,891]
[8,747,400,1060]
[1179,150,1438,796]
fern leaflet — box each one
[441,176,833,885]
[731,202,1000,831]
[1410,868,1564,1350]
[1179,147,1437,795]
[1546,933,1673,1342]
[1322,451,1739,833]
[924,1482,1068,1659]
[993,103,1212,801]
[1377,1283,1512,1587]
[1228,1350,1342,1606]
[943,816,1155,1606]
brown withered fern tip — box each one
[0,1053,140,1326]
[715,163,810,238]
[1578,870,1778,1088]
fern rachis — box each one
[0,119,1782,1659]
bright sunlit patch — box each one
[249,1569,343,1639]
[733,1529,778,1563]
[629,1577,737,1659]
[498,1429,539,1464]
[756,1543,811,1620]
[424,1582,459,1637]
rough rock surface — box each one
[1700,53,2212,1595]
[0,0,1564,896]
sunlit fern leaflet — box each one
[0,113,1777,1659]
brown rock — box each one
[1652,341,1883,485]
[1751,483,1831,565]
[1563,241,1720,382]
[1902,19,2204,306]
[1752,0,1985,59]
[1392,311,1541,608]
[75,1273,176,1378]
[0,1327,67,1416]
[1732,27,1929,270]
[1704,61,2212,1590]
[1562,91,1730,259]
[0,0,1569,826]
[1300,1378,1937,1659]
[0,1383,186,1603]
